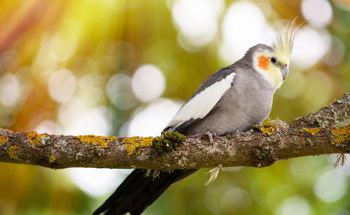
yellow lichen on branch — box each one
[122,137,154,155]
[259,126,276,136]
[301,128,321,136]
[256,119,285,136]
[0,93,348,170]
[8,146,19,160]
[26,131,46,146]
[78,135,118,148]
[49,154,56,163]
[0,135,8,145]
[331,124,350,145]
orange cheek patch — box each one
[258,55,269,70]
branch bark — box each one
[0,93,349,170]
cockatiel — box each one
[94,24,297,215]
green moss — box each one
[152,131,186,155]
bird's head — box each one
[248,23,297,89]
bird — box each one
[93,23,297,215]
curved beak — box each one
[281,64,289,80]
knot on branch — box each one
[251,144,277,168]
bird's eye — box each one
[271,57,277,64]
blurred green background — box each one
[0,0,349,214]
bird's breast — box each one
[188,71,275,135]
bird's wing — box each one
[165,67,236,132]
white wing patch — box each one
[168,73,236,128]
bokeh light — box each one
[35,120,60,134]
[127,98,182,136]
[220,1,274,63]
[48,69,77,104]
[292,26,331,69]
[131,64,166,103]
[276,196,311,215]
[67,168,132,197]
[314,168,348,203]
[172,0,224,48]
[58,102,111,135]
[106,74,137,110]
[0,1,349,214]
[0,73,21,107]
[301,0,333,28]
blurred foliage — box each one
[0,0,349,215]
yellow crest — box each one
[273,18,301,65]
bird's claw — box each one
[205,164,225,186]
[189,131,217,144]
[205,131,217,144]
[334,153,347,167]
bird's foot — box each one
[145,169,161,180]
[189,131,217,144]
[334,153,347,167]
[205,131,217,144]
[205,164,225,186]
[251,124,263,132]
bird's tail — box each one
[93,169,196,215]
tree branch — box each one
[0,93,349,170]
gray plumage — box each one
[181,66,274,135]
[93,44,286,215]
[165,44,275,136]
